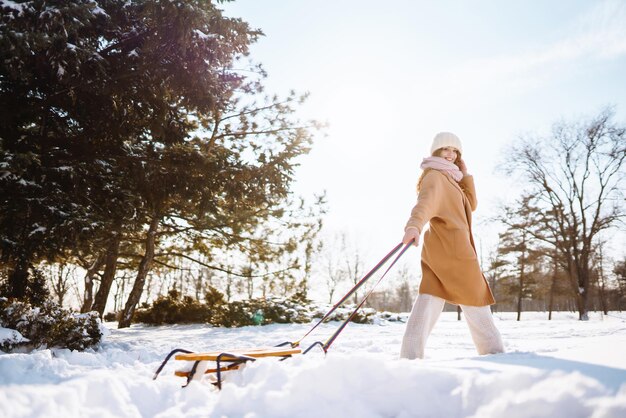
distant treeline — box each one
[368,108,626,320]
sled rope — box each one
[322,241,413,352]
[291,241,413,350]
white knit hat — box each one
[430,132,462,155]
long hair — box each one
[416,148,462,192]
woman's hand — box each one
[402,227,420,246]
[456,157,468,176]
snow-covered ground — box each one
[1,311,625,418]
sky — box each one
[221,0,626,276]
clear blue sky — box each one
[222,0,626,275]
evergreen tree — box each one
[0,0,111,299]
[613,257,626,310]
[484,238,508,313]
[497,195,545,320]
[1,1,323,324]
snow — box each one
[28,226,47,237]
[1,311,625,417]
[16,178,38,187]
[0,327,28,344]
[88,0,108,17]
[0,0,29,14]
[193,29,217,41]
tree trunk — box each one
[516,274,524,322]
[597,249,608,315]
[578,264,591,321]
[118,216,160,328]
[80,253,105,313]
[517,243,526,322]
[92,235,122,318]
[195,271,203,301]
[574,286,586,320]
[548,253,557,320]
[113,273,128,313]
[566,256,588,320]
[50,264,71,306]
[225,274,233,302]
[246,264,254,299]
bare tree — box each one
[325,256,347,304]
[319,234,348,303]
[344,243,364,304]
[79,253,105,313]
[505,108,626,320]
[113,272,130,313]
[47,263,76,307]
[394,265,416,312]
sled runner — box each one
[153,241,413,389]
[155,345,302,389]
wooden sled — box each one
[154,242,412,390]
[154,344,303,389]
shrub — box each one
[133,289,213,325]
[258,297,314,324]
[0,297,103,351]
[129,284,391,328]
[203,286,229,325]
[131,288,358,327]
[103,311,119,322]
[349,307,377,324]
[311,305,377,324]
[0,326,29,352]
[220,300,255,327]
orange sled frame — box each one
[153,342,320,389]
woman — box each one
[400,132,504,359]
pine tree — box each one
[497,195,545,320]
[612,257,626,311]
[1,1,323,325]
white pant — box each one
[400,293,504,359]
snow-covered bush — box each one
[133,290,212,325]
[0,326,29,352]
[130,288,383,327]
[376,311,409,322]
[311,305,378,324]
[0,298,103,351]
[132,289,316,327]
[220,297,314,327]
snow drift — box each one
[1,312,625,417]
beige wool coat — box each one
[405,169,495,306]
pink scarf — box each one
[420,156,463,182]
